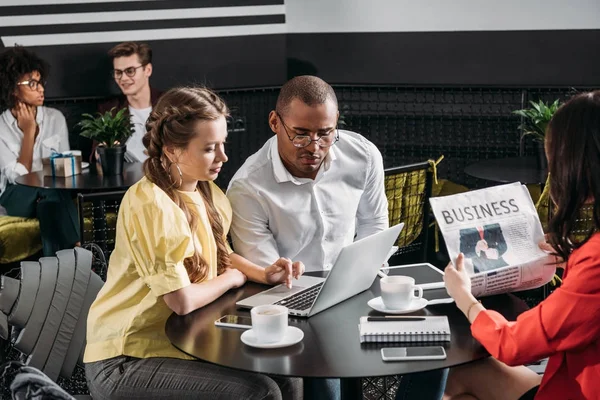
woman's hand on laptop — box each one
[265,257,305,288]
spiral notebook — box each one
[358,316,451,343]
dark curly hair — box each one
[0,46,49,111]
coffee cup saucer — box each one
[240,326,304,349]
[367,297,428,314]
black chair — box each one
[77,191,126,281]
[384,161,434,266]
[360,161,434,400]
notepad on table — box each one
[358,316,451,343]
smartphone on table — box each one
[214,315,252,329]
[381,346,447,361]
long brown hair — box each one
[546,90,600,261]
[143,86,231,283]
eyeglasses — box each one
[17,79,46,91]
[112,64,146,80]
[277,112,339,148]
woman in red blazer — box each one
[443,91,600,400]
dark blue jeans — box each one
[395,368,448,400]
[0,184,80,256]
[304,369,448,400]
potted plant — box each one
[78,108,134,175]
[513,99,561,171]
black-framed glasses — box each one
[277,112,339,148]
[16,79,46,91]
[112,64,146,80]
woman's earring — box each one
[167,161,183,188]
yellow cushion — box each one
[82,212,118,243]
[432,179,469,198]
[536,175,595,241]
[535,176,552,232]
[0,216,42,264]
[385,170,427,248]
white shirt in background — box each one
[227,130,389,272]
[126,106,151,162]
[0,106,69,195]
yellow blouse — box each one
[84,176,233,362]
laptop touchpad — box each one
[268,284,308,296]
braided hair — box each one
[143,86,231,283]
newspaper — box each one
[429,182,556,297]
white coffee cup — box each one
[380,275,423,310]
[250,305,288,343]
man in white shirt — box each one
[227,75,389,273]
[228,76,388,399]
[97,42,161,162]
[228,76,448,400]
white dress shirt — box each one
[126,106,151,162]
[227,130,389,272]
[0,106,69,195]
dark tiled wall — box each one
[47,85,589,190]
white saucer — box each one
[240,326,304,349]
[82,162,90,169]
[367,297,428,314]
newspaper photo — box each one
[429,182,556,297]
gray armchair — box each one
[0,247,103,398]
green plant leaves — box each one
[513,99,561,142]
[77,107,135,148]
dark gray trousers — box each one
[85,356,302,400]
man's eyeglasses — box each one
[17,79,46,91]
[277,112,339,148]
[112,64,146,80]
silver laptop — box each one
[236,223,404,317]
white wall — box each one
[285,0,600,33]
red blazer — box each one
[472,233,600,400]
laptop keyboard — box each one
[274,282,324,311]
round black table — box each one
[15,162,144,192]
[464,156,547,185]
[165,270,528,400]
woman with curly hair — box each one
[0,46,79,255]
[84,86,304,399]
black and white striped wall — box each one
[0,0,598,98]
[285,0,600,86]
[0,0,287,97]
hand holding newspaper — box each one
[430,182,556,297]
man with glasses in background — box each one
[228,75,448,400]
[96,41,161,162]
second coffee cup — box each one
[380,275,423,310]
[250,304,288,343]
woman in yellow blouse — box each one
[84,87,305,400]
